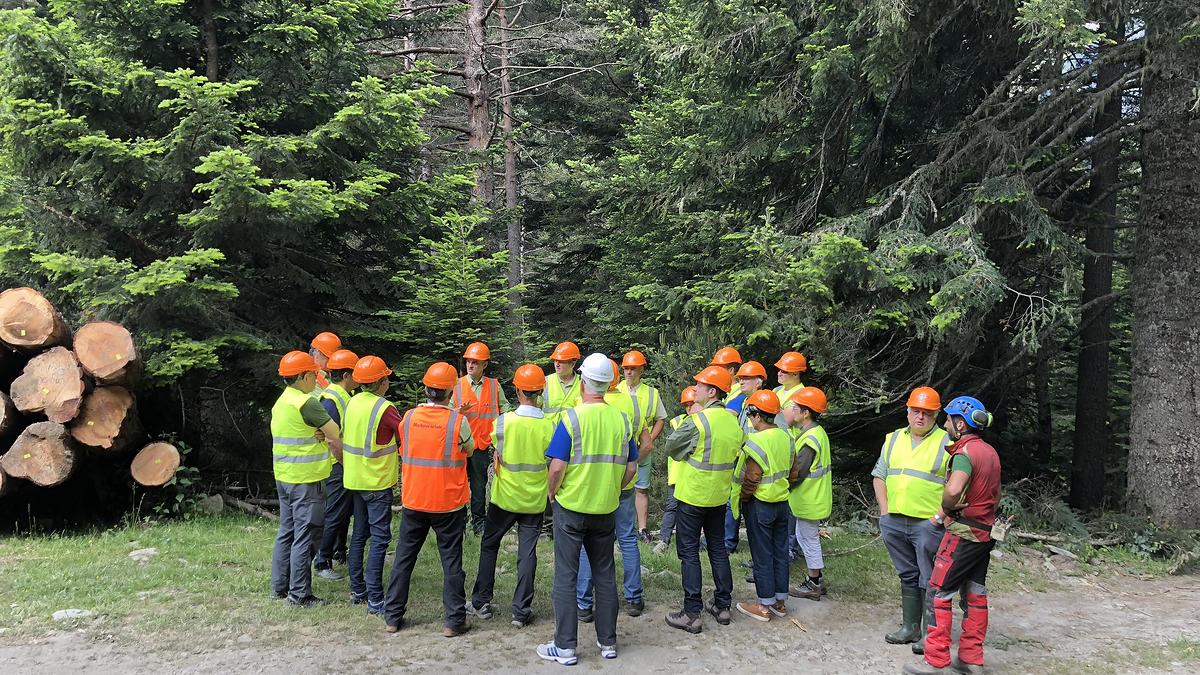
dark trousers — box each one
[675,501,733,616]
[471,503,543,622]
[745,499,790,603]
[384,507,467,629]
[271,480,325,601]
[880,513,944,590]
[348,488,393,609]
[658,484,678,543]
[551,502,618,650]
[467,448,491,532]
[724,500,741,552]
[314,462,351,569]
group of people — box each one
[268,333,1001,674]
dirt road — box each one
[2,572,1196,674]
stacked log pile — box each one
[0,288,180,498]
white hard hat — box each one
[579,352,614,383]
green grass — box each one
[0,513,1077,648]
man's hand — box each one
[457,401,476,414]
[314,428,326,442]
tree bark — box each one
[1070,20,1124,511]
[202,0,219,81]
[1,421,77,487]
[498,0,524,354]
[70,386,143,451]
[1127,6,1200,528]
[74,321,141,386]
[464,0,492,202]
[131,442,181,487]
[9,347,86,423]
[1035,351,1052,469]
[0,287,71,351]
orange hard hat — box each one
[310,331,341,358]
[326,349,360,372]
[710,346,742,367]
[736,360,767,379]
[906,386,941,411]
[463,341,491,361]
[774,351,808,374]
[746,389,781,415]
[279,351,320,377]
[680,386,697,405]
[353,355,393,384]
[791,386,828,414]
[422,362,458,389]
[693,365,733,393]
[550,341,581,361]
[512,364,546,391]
[621,350,647,368]
[608,359,620,391]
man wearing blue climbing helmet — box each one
[903,395,1001,675]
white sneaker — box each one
[536,642,578,666]
[597,640,617,659]
[653,541,670,555]
[315,568,343,581]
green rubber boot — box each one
[885,585,924,644]
[912,587,932,654]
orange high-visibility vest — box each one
[454,376,500,450]
[399,406,470,512]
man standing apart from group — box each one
[903,397,1001,675]
[384,363,476,637]
[467,364,555,627]
[270,351,343,607]
[453,342,510,536]
[875,387,951,650]
[537,354,637,666]
[663,365,743,634]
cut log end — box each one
[10,347,86,423]
[74,321,141,385]
[0,421,77,487]
[0,287,71,350]
[131,442,181,487]
[0,390,18,439]
[70,386,142,451]
[0,468,9,497]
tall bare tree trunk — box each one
[498,1,524,338]
[1127,5,1200,528]
[1036,351,1052,468]
[1070,20,1124,511]
[465,0,492,202]
[202,0,219,81]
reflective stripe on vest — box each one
[564,407,630,465]
[882,427,951,519]
[494,415,544,472]
[675,405,743,508]
[343,397,398,459]
[617,381,660,438]
[400,409,465,468]
[789,424,832,520]
[544,375,581,413]
[490,411,553,514]
[398,406,469,512]
[555,404,630,514]
[321,384,350,422]
[270,387,331,483]
[690,411,737,472]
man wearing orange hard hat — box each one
[467,364,553,628]
[543,341,582,425]
[452,341,511,536]
[340,355,399,615]
[723,359,768,555]
[383,362,477,638]
[653,386,701,555]
[270,351,343,608]
[617,350,667,544]
[873,386,952,653]
[309,331,342,397]
[709,346,744,404]
[773,351,808,427]
[663,364,744,634]
[313,349,361,581]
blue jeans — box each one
[745,499,790,604]
[879,513,944,590]
[725,500,740,552]
[578,489,642,607]
[676,501,732,615]
[314,462,351,569]
[348,488,393,610]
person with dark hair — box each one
[383,362,476,637]
[903,397,1001,675]
[466,364,554,627]
[270,351,343,608]
[733,390,803,623]
[313,349,360,581]
[786,387,833,600]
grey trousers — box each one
[879,513,943,590]
[551,502,617,650]
[272,480,326,601]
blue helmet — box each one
[944,396,992,429]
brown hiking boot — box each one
[443,623,470,638]
[735,601,770,622]
[665,610,703,634]
[704,599,731,625]
[769,600,788,618]
[790,578,824,601]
